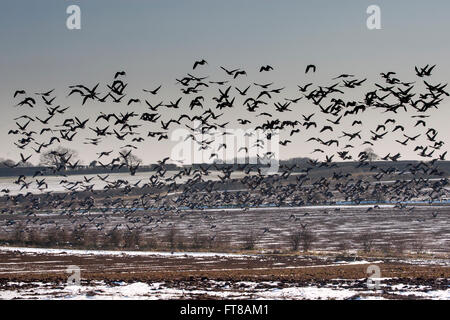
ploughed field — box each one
[0,247,448,299]
[0,199,448,299]
[0,204,448,253]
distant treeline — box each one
[0,164,181,177]
[0,159,448,178]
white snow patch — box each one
[0,246,253,258]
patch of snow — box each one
[0,246,253,258]
[0,280,449,300]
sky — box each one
[0,0,449,165]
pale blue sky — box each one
[1,0,449,164]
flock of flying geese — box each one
[1,61,448,236]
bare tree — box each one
[0,159,17,167]
[121,150,142,175]
[11,223,26,244]
[39,146,78,168]
[165,227,178,250]
[289,230,302,251]
[365,147,378,162]
[17,161,33,167]
[1,158,32,167]
[143,235,158,249]
[242,231,258,250]
[357,233,375,253]
[124,229,141,249]
[287,227,316,252]
[121,151,142,167]
[191,234,208,249]
[106,229,124,248]
[301,228,315,252]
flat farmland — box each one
[0,204,448,253]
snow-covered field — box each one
[0,246,448,300]
[1,204,448,253]
[1,279,448,300]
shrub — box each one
[289,231,302,251]
[393,238,407,255]
[288,228,316,252]
[106,228,123,248]
[46,227,68,246]
[124,229,141,249]
[411,237,425,254]
[26,228,41,244]
[357,233,375,253]
[191,233,208,249]
[11,223,26,244]
[337,239,350,253]
[165,227,177,250]
[143,235,158,249]
[300,228,315,252]
[242,231,258,250]
[379,240,393,256]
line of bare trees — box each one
[2,223,427,255]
